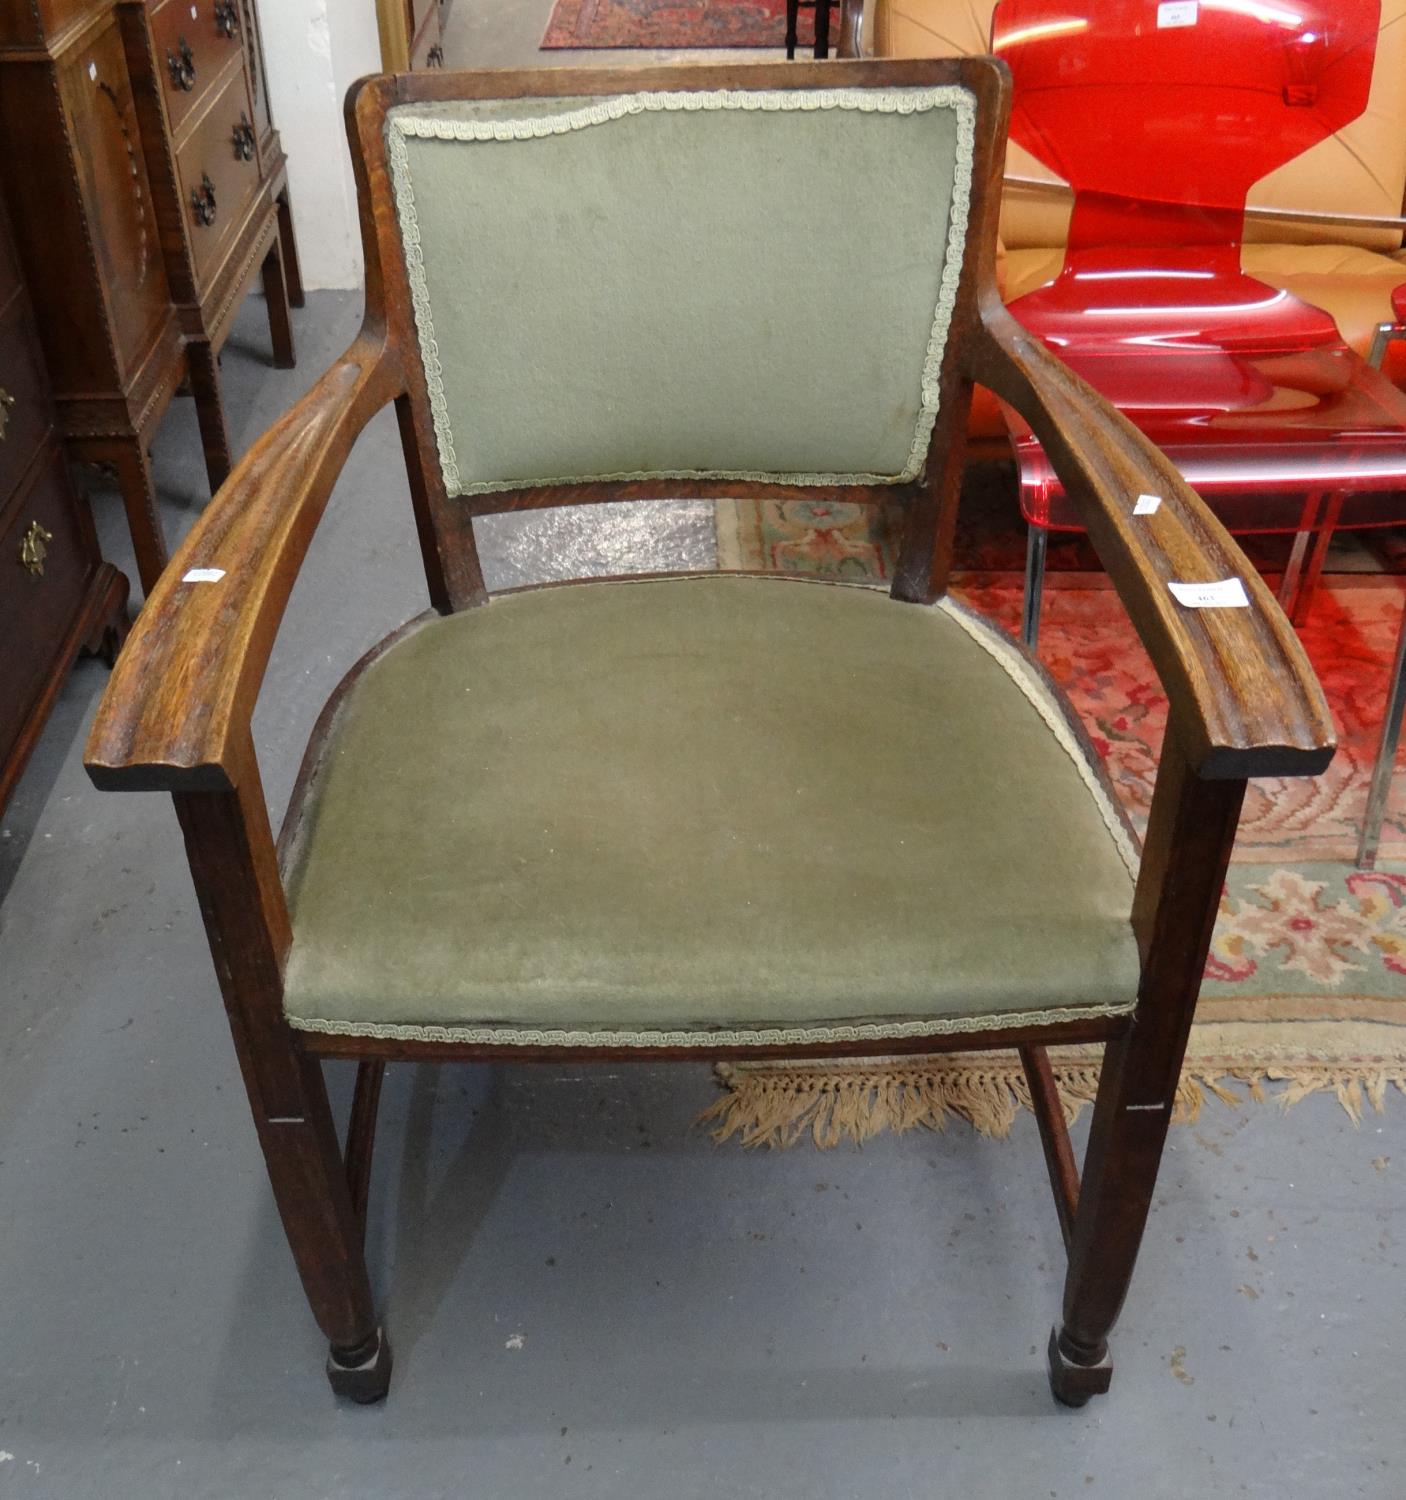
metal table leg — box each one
[1290,491,1345,627]
[1277,491,1323,617]
[1022,525,1048,650]
[1356,313,1406,866]
[1357,596,1406,869]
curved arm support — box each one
[85,336,406,793]
[971,303,1335,780]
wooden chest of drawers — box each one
[0,197,128,815]
[0,0,302,596]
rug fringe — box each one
[700,1059,1406,1148]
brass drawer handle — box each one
[191,173,218,228]
[232,113,256,161]
[167,36,196,91]
[0,388,14,443]
[19,520,52,579]
[214,0,241,38]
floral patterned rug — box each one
[705,491,1406,1144]
[541,0,793,50]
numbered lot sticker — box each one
[1158,1,1198,26]
[1168,578,1250,609]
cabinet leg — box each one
[262,233,296,370]
[277,188,306,310]
[187,342,233,496]
[82,565,132,666]
[111,442,168,595]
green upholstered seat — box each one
[282,577,1140,1048]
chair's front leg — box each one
[172,737,390,1402]
[1049,731,1247,1406]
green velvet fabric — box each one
[282,578,1140,1046]
[386,89,970,494]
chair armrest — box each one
[970,303,1335,781]
[85,335,405,794]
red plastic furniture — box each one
[992,0,1406,647]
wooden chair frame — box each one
[85,59,1334,1407]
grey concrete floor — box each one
[1,292,1403,1499]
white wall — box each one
[260,0,384,290]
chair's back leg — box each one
[346,1059,387,1239]
[1018,1042,1079,1248]
[1049,731,1246,1406]
[892,372,974,605]
[173,735,391,1401]
[395,391,487,613]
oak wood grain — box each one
[86,335,405,791]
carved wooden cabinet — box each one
[0,195,128,815]
[0,0,302,595]
[0,1,184,595]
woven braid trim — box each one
[286,998,1135,1050]
[934,598,1141,880]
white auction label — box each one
[1168,578,1250,609]
[1157,0,1198,26]
[1133,493,1162,515]
[182,567,226,583]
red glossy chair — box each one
[992,0,1406,647]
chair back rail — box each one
[348,59,1010,611]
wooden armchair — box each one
[84,59,1335,1407]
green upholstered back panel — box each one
[385,87,975,497]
